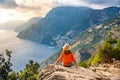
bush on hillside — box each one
[78,38,120,68]
[0,50,12,80]
[113,39,120,60]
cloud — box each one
[14,0,55,17]
[0,0,120,22]
[53,0,120,9]
[83,0,120,6]
[0,0,18,8]
[15,0,54,10]
[1,0,120,14]
[0,0,120,12]
[0,0,55,22]
[0,0,55,16]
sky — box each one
[0,0,120,23]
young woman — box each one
[52,43,78,68]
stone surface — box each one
[90,60,120,80]
[39,65,100,80]
[39,60,120,80]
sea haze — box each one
[0,29,58,71]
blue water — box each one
[0,29,58,71]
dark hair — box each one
[64,50,72,54]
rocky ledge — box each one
[90,60,120,80]
[39,65,100,80]
[39,60,120,80]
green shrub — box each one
[101,41,113,63]
[0,50,12,80]
[78,62,89,68]
[113,39,120,60]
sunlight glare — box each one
[0,9,29,23]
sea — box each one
[0,29,58,71]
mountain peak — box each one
[52,6,92,10]
[103,6,120,11]
[46,6,92,17]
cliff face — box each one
[39,60,120,80]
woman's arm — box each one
[53,51,64,65]
[74,61,78,68]
[72,53,78,68]
[53,60,58,65]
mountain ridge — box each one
[17,6,120,47]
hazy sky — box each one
[0,0,120,23]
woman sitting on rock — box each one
[52,43,78,68]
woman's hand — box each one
[49,64,55,67]
[49,61,57,67]
[74,62,78,68]
[75,65,78,68]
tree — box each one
[101,41,113,63]
[7,72,18,80]
[0,50,40,80]
[87,45,103,66]
[18,60,40,80]
[0,50,12,80]
[7,60,40,80]
[86,41,113,66]
[106,31,117,44]
[113,39,120,60]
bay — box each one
[0,29,57,71]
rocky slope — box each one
[17,6,120,47]
[89,60,120,80]
[39,60,120,80]
[72,18,120,50]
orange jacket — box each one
[56,50,76,66]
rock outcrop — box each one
[39,65,100,80]
[90,60,120,80]
[39,60,120,80]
